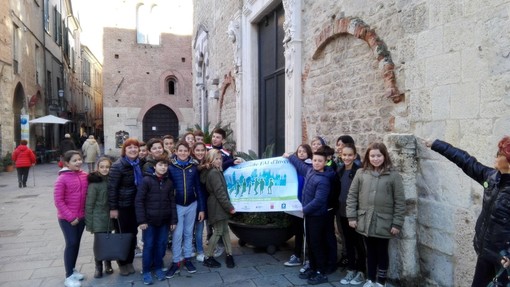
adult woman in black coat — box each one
[425,136,510,286]
[108,138,142,276]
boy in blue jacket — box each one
[284,146,336,285]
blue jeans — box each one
[142,224,169,273]
[58,219,85,277]
[171,201,197,263]
[194,220,204,254]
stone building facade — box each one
[193,0,510,286]
[0,0,102,157]
[102,0,193,156]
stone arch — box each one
[13,82,26,146]
[141,104,179,141]
[312,17,402,103]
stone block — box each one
[418,245,454,287]
[430,85,451,121]
[418,224,454,255]
[416,26,443,59]
[425,52,461,86]
[417,198,454,231]
[450,82,480,119]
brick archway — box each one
[311,17,402,103]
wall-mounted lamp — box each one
[58,89,64,98]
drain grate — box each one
[15,194,39,199]
[0,229,21,237]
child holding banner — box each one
[284,144,312,268]
[284,146,336,285]
[200,149,236,269]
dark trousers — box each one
[340,216,366,272]
[326,211,337,266]
[113,206,138,266]
[305,215,328,273]
[290,215,304,258]
[142,224,169,273]
[58,219,85,277]
[365,236,389,284]
[16,167,30,185]
[472,255,508,287]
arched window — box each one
[137,4,160,45]
[168,78,176,95]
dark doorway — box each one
[142,104,179,141]
[13,83,26,146]
[258,4,285,156]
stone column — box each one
[384,134,420,284]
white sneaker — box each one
[340,270,356,285]
[71,270,84,281]
[196,253,205,262]
[363,280,374,287]
[213,246,224,258]
[64,276,81,287]
[350,272,365,285]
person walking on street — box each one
[82,135,100,173]
[12,139,36,188]
[60,133,77,157]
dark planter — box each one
[228,220,293,254]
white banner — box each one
[20,114,30,142]
[224,157,302,212]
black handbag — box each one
[93,218,134,261]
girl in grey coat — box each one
[346,142,405,287]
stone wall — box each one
[102,26,193,156]
[193,0,510,285]
[192,0,240,137]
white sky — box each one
[73,0,193,63]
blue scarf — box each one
[125,156,143,186]
[176,157,191,167]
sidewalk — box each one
[0,164,371,287]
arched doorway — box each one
[142,104,179,141]
[13,83,26,146]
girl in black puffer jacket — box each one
[426,136,510,287]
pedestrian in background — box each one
[82,135,100,173]
[60,133,77,158]
[54,150,88,287]
[12,139,36,188]
[85,157,114,278]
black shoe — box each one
[104,261,113,274]
[325,264,337,275]
[22,182,27,188]
[203,257,221,268]
[18,182,22,188]
[307,272,328,285]
[94,261,103,278]
[338,256,349,268]
[165,263,180,279]
[225,255,235,268]
[299,268,315,279]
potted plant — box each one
[3,152,14,172]
[228,144,294,254]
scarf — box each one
[176,157,191,167]
[125,156,143,186]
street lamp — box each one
[58,90,64,112]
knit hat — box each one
[64,133,71,138]
[497,136,510,162]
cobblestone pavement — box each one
[0,163,389,287]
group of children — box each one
[283,135,405,287]
[54,128,238,287]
